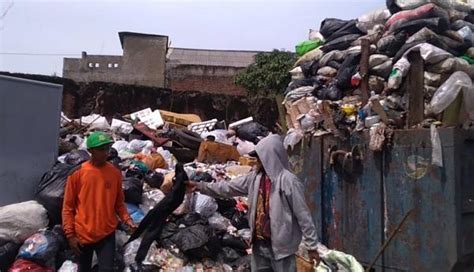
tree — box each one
[235,50,296,133]
[235,49,296,97]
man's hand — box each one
[186,181,199,193]
[68,236,82,256]
[308,250,321,266]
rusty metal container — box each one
[289,128,474,271]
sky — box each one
[0,0,383,76]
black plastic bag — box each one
[123,177,143,205]
[171,224,211,252]
[377,31,408,57]
[64,150,90,165]
[300,60,320,78]
[321,34,362,52]
[0,241,20,271]
[145,172,164,189]
[327,60,342,70]
[108,148,122,168]
[216,198,237,218]
[392,17,449,36]
[320,19,362,42]
[285,78,316,94]
[236,122,269,144]
[221,233,248,251]
[231,255,252,271]
[316,85,344,101]
[231,211,250,230]
[190,171,214,183]
[177,212,208,226]
[220,247,242,263]
[35,163,81,226]
[386,0,401,14]
[17,226,66,268]
[335,53,361,90]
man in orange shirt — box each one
[62,131,137,271]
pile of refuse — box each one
[284,0,474,149]
[0,107,272,271]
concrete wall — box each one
[167,65,247,96]
[63,35,167,87]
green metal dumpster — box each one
[289,128,474,271]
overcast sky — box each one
[0,0,382,76]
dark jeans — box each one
[78,232,115,272]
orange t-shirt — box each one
[62,161,132,244]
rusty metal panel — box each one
[383,130,459,271]
[289,136,323,239]
[321,132,383,269]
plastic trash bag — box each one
[127,140,154,155]
[284,128,304,150]
[58,260,79,272]
[391,17,450,35]
[8,258,54,272]
[140,189,166,214]
[191,193,218,218]
[112,140,129,153]
[320,19,362,42]
[431,124,443,167]
[64,150,90,166]
[80,114,110,130]
[208,212,232,231]
[123,177,144,205]
[296,40,324,57]
[235,122,269,144]
[123,238,161,266]
[317,66,338,77]
[237,229,252,243]
[308,29,325,41]
[126,203,145,224]
[321,34,362,53]
[357,9,391,33]
[0,201,49,244]
[18,226,65,268]
[319,50,346,67]
[425,72,442,87]
[430,71,474,120]
[377,31,407,57]
[35,163,81,226]
[295,48,324,66]
[370,60,393,79]
[171,224,212,252]
[290,66,305,80]
[394,0,472,12]
[201,129,230,145]
[386,3,444,31]
[0,241,20,271]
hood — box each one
[255,134,289,180]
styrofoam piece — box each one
[130,108,153,121]
[139,110,164,130]
[229,117,254,129]
[188,119,218,134]
[111,119,134,134]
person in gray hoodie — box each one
[187,134,320,271]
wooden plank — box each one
[360,39,370,105]
[406,51,424,128]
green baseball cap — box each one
[86,131,114,149]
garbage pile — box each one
[1,107,272,271]
[285,0,474,149]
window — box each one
[108,63,112,68]
[88,63,93,68]
[95,63,100,68]
[114,63,119,68]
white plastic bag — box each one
[357,9,391,33]
[0,201,48,244]
[294,48,324,66]
[141,189,166,214]
[111,119,134,134]
[112,140,129,153]
[58,261,78,272]
[290,67,304,80]
[123,238,161,266]
[308,29,325,41]
[191,193,218,218]
[317,66,338,77]
[319,50,345,67]
[235,138,256,156]
[283,128,304,150]
[201,129,230,145]
[80,114,110,130]
[208,212,232,231]
[369,54,390,68]
[429,71,473,116]
[431,124,443,167]
[127,140,154,154]
[157,147,176,169]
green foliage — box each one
[235,50,296,97]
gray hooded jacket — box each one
[197,134,319,260]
